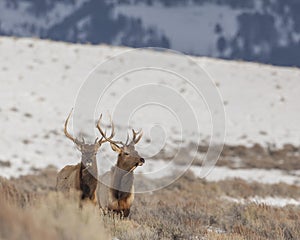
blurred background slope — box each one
[0,0,300,67]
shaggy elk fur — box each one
[56,110,114,202]
[96,117,145,217]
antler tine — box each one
[107,114,116,140]
[131,129,137,142]
[131,129,143,144]
[125,132,130,145]
[134,130,143,144]
[97,114,122,146]
[64,109,77,143]
[96,129,106,145]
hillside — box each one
[0,0,300,66]
[0,36,300,239]
[0,36,300,180]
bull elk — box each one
[96,117,145,217]
[56,110,114,203]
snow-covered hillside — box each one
[0,37,299,183]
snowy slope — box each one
[0,37,300,181]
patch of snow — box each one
[137,160,300,186]
[200,166,300,185]
[76,16,91,41]
[206,226,226,234]
[223,196,300,207]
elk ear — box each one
[110,143,122,153]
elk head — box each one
[97,117,145,173]
[64,110,115,169]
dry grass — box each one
[214,178,300,199]
[30,193,109,240]
[0,169,110,240]
[129,173,300,239]
[0,168,299,240]
[215,144,300,171]
[0,189,109,240]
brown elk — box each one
[96,117,145,217]
[56,110,114,203]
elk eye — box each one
[124,152,129,156]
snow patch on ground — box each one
[199,166,300,185]
[135,160,300,186]
[223,196,300,207]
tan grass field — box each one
[0,166,299,240]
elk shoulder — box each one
[56,163,81,192]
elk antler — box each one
[64,109,82,145]
[97,114,118,146]
[130,129,143,145]
[125,132,130,145]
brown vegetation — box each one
[0,192,109,240]
[0,167,299,239]
[165,143,300,171]
[217,143,300,170]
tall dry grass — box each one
[0,169,299,240]
[0,177,109,240]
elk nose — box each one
[140,158,145,163]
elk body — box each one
[56,111,114,202]
[96,118,145,217]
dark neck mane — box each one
[111,166,134,200]
[79,156,98,200]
